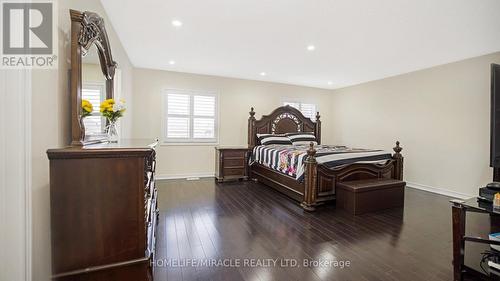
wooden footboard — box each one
[250,142,404,211]
[302,141,404,211]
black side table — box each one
[451,198,500,281]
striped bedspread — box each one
[250,144,392,180]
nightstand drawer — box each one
[223,158,245,168]
[222,150,247,158]
[223,167,245,176]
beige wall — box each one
[132,69,332,178]
[30,1,134,280]
[330,52,500,197]
[82,63,105,83]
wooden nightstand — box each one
[215,146,249,182]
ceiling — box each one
[100,0,500,89]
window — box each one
[82,83,106,134]
[164,89,218,143]
[283,100,318,121]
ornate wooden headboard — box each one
[248,105,321,148]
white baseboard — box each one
[156,173,215,180]
[406,181,475,200]
[155,174,475,200]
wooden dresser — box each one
[47,139,158,281]
[215,146,249,182]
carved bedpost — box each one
[301,142,318,211]
[392,141,404,180]
[315,112,321,145]
[248,107,256,148]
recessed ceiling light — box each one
[327,81,333,85]
[260,72,267,76]
[171,20,183,27]
[307,45,316,51]
[169,60,176,65]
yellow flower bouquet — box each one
[100,98,126,123]
[100,98,126,142]
[81,99,93,118]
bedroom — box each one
[2,0,500,280]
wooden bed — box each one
[248,105,404,211]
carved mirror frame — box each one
[70,9,117,146]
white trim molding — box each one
[406,181,475,200]
[0,69,32,281]
[154,175,478,200]
[156,173,215,180]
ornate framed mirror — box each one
[69,10,117,145]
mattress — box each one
[250,144,392,180]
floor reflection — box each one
[154,178,452,281]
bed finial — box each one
[392,141,403,180]
[393,141,402,155]
[248,107,256,148]
[307,142,316,157]
[315,112,321,145]
[249,107,255,118]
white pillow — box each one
[257,134,292,145]
[286,132,318,146]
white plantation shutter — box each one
[167,93,190,115]
[300,103,317,121]
[82,84,105,134]
[283,101,317,121]
[83,88,101,110]
[166,93,190,139]
[283,101,300,109]
[193,95,215,116]
[193,118,215,138]
[193,95,216,139]
[167,117,190,138]
[164,90,218,143]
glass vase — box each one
[106,120,119,143]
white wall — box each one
[30,1,134,280]
[132,69,332,178]
[82,63,105,83]
[330,52,500,197]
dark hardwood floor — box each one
[153,178,486,281]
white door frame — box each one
[0,69,33,281]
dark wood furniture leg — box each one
[393,141,404,180]
[452,202,466,281]
[300,143,317,211]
